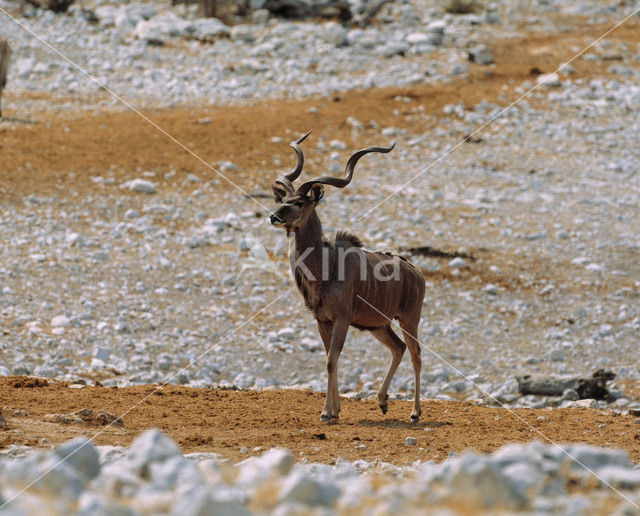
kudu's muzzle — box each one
[270,212,284,226]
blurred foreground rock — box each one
[1,430,639,514]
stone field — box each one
[1,0,640,513]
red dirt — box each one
[2,377,640,464]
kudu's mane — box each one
[335,230,364,248]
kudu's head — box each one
[269,131,395,231]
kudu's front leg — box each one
[321,319,349,421]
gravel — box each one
[1,0,640,510]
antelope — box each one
[269,132,426,422]
[0,37,10,118]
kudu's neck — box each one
[290,210,325,283]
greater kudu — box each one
[269,132,426,422]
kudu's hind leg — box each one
[399,318,422,422]
[370,326,406,415]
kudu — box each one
[0,37,10,118]
[269,132,426,422]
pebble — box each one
[448,257,467,268]
[122,179,157,194]
[483,284,499,295]
[468,44,494,65]
[536,72,562,88]
[323,22,348,47]
[51,315,70,328]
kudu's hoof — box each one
[379,394,389,415]
[410,415,420,423]
[320,414,331,422]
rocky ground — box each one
[1,0,640,513]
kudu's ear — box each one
[272,184,286,204]
[309,184,324,203]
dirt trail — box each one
[1,21,638,202]
[2,377,640,464]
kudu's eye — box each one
[294,200,304,207]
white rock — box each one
[93,250,110,262]
[251,8,270,24]
[233,373,255,389]
[230,24,257,43]
[277,327,296,340]
[562,444,631,472]
[596,466,640,489]
[134,19,169,44]
[537,73,562,88]
[445,453,528,509]
[469,44,494,65]
[76,493,115,516]
[378,41,410,57]
[301,337,323,352]
[51,315,70,328]
[7,454,86,500]
[219,161,238,172]
[94,346,110,361]
[95,5,117,26]
[598,324,614,337]
[502,462,543,497]
[565,399,598,409]
[149,455,202,490]
[122,179,157,194]
[127,429,182,475]
[278,470,341,507]
[33,365,61,378]
[448,257,467,268]
[66,232,85,247]
[426,20,446,34]
[15,57,35,78]
[190,18,230,42]
[260,448,295,475]
[484,284,498,295]
[406,32,430,44]
[53,437,101,481]
[171,486,251,516]
[323,22,348,47]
